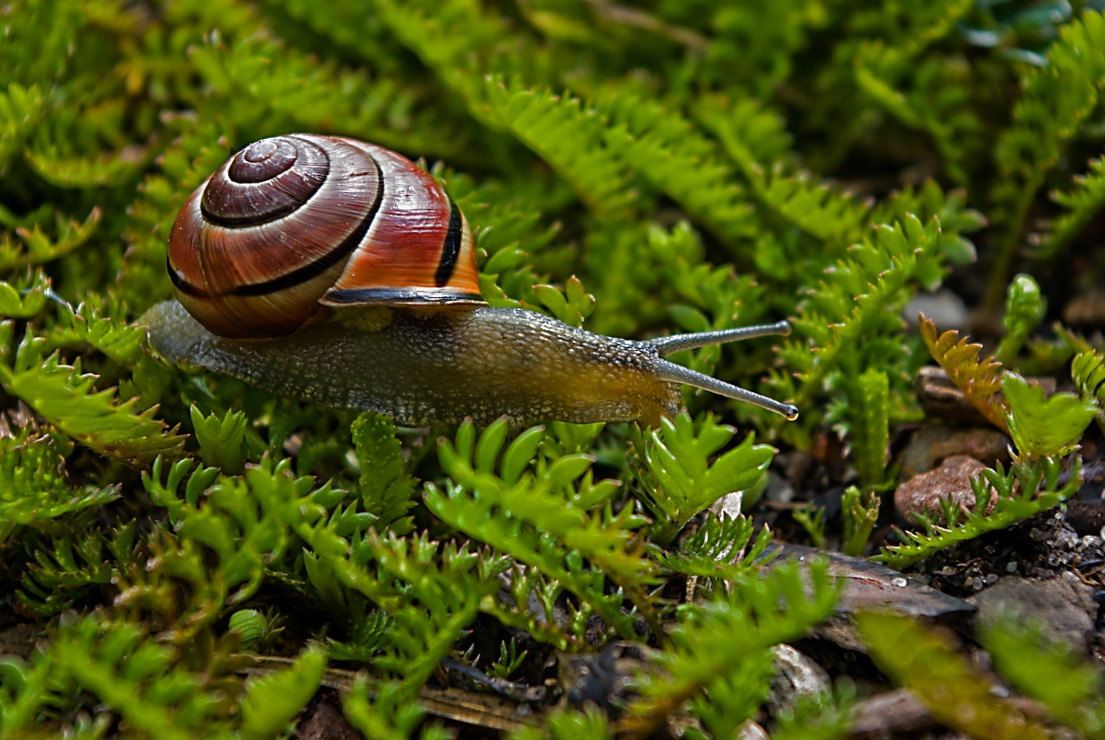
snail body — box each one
[144,134,797,426]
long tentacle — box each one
[648,320,791,356]
[649,357,799,419]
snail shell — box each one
[167,134,483,338]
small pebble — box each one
[894,455,988,525]
[899,423,1007,479]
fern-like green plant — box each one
[841,486,881,557]
[0,273,49,319]
[0,426,120,547]
[876,455,1083,568]
[654,512,775,587]
[989,9,1105,308]
[510,705,611,740]
[697,92,871,257]
[426,419,656,642]
[993,274,1047,364]
[850,0,979,185]
[1073,348,1105,434]
[352,412,418,534]
[0,321,186,467]
[482,78,637,216]
[143,457,307,605]
[0,204,101,271]
[17,519,135,617]
[792,504,828,550]
[635,413,775,545]
[919,314,1008,431]
[877,333,1095,566]
[621,559,839,738]
[772,214,950,449]
[597,92,757,247]
[1003,373,1097,459]
[343,677,453,740]
[1040,156,1105,257]
[850,368,891,490]
[137,455,372,648]
[857,610,1089,740]
[0,82,44,173]
[15,613,252,738]
[6,0,1105,735]
[240,645,327,738]
[980,612,1105,736]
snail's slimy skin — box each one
[143,300,681,426]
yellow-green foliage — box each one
[859,611,1105,739]
[3,0,1105,736]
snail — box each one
[142,134,798,427]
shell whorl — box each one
[168,134,484,339]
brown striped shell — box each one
[167,134,484,338]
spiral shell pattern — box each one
[167,134,483,338]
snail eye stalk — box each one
[646,321,797,420]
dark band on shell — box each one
[434,198,464,288]
[199,136,330,227]
[230,202,379,298]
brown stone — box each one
[894,455,988,525]
[898,423,1008,479]
[970,573,1098,651]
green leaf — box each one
[841,486,880,557]
[919,315,1008,432]
[0,427,119,546]
[852,369,890,490]
[1072,349,1105,434]
[639,413,774,545]
[0,335,186,468]
[352,412,417,533]
[979,612,1105,736]
[857,611,1053,740]
[994,274,1046,364]
[241,645,326,740]
[501,425,546,485]
[533,276,595,328]
[1003,373,1096,458]
[625,559,839,738]
[876,456,1083,568]
[0,273,49,319]
[190,405,248,474]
